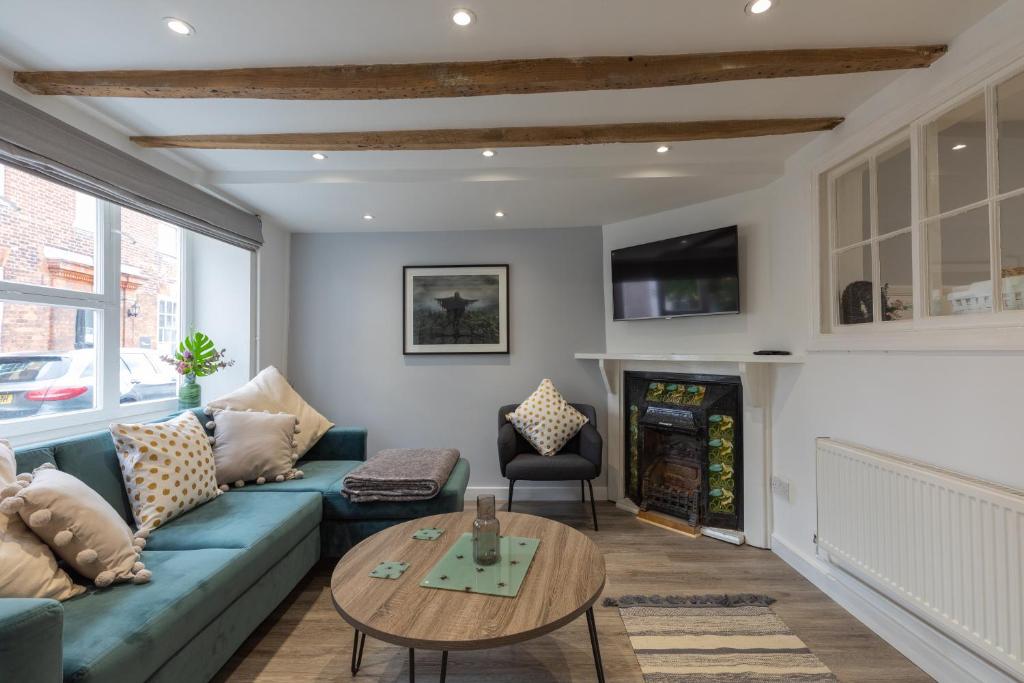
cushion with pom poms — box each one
[1,458,150,588]
[207,408,304,487]
[0,440,85,600]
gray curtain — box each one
[0,90,262,250]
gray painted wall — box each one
[288,226,608,497]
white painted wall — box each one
[257,219,291,374]
[602,3,1024,678]
[287,226,608,497]
[189,232,253,400]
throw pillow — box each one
[505,379,589,457]
[207,409,304,488]
[110,410,220,532]
[0,462,150,587]
[0,441,85,600]
[205,366,333,457]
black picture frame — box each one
[403,264,510,355]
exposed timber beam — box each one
[15,46,946,100]
[130,118,844,151]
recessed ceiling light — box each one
[311,152,327,160]
[745,0,774,15]
[452,9,475,26]
[495,211,505,218]
[952,143,967,151]
[656,145,671,154]
[362,214,374,221]
[164,17,195,35]
[482,149,496,158]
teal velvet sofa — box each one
[0,409,471,683]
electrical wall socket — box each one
[771,476,791,502]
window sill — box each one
[3,398,180,448]
[810,323,1024,353]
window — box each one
[73,192,97,234]
[0,162,187,431]
[820,66,1024,336]
[158,299,179,345]
[827,139,913,327]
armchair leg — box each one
[581,480,585,503]
[586,480,599,531]
[507,479,516,512]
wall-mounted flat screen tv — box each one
[611,225,740,321]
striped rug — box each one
[605,595,837,682]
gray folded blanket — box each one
[342,448,459,502]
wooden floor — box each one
[213,501,931,682]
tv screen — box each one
[611,226,740,321]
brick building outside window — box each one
[0,165,181,356]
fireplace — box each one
[624,371,742,533]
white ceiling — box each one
[0,0,1006,232]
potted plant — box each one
[161,331,235,409]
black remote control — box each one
[753,350,791,355]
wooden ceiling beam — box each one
[15,46,946,100]
[130,118,844,151]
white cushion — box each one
[3,460,150,588]
[206,366,333,457]
[110,411,220,533]
[505,379,589,457]
[209,409,303,487]
[0,441,85,600]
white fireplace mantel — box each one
[575,351,805,549]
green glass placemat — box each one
[420,532,540,597]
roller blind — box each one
[0,90,262,250]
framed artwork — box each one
[403,265,509,355]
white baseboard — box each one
[467,484,608,502]
[771,534,1017,683]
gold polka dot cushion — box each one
[110,410,221,532]
[505,379,589,457]
[206,409,304,489]
[0,462,150,588]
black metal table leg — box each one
[409,647,415,682]
[586,480,599,531]
[351,629,365,675]
[586,607,606,683]
[440,650,448,682]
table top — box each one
[331,511,606,651]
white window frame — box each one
[825,136,914,332]
[157,297,179,344]
[814,59,1024,351]
[0,179,189,445]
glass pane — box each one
[999,193,1024,311]
[925,95,988,216]
[834,162,871,248]
[879,232,914,321]
[0,302,97,421]
[925,206,992,316]
[997,70,1024,194]
[877,141,911,234]
[119,208,180,404]
[0,164,98,292]
[836,245,874,325]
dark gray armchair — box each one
[498,403,603,530]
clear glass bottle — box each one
[472,494,501,566]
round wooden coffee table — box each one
[331,511,606,682]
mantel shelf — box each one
[574,352,806,365]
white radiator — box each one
[816,438,1024,680]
